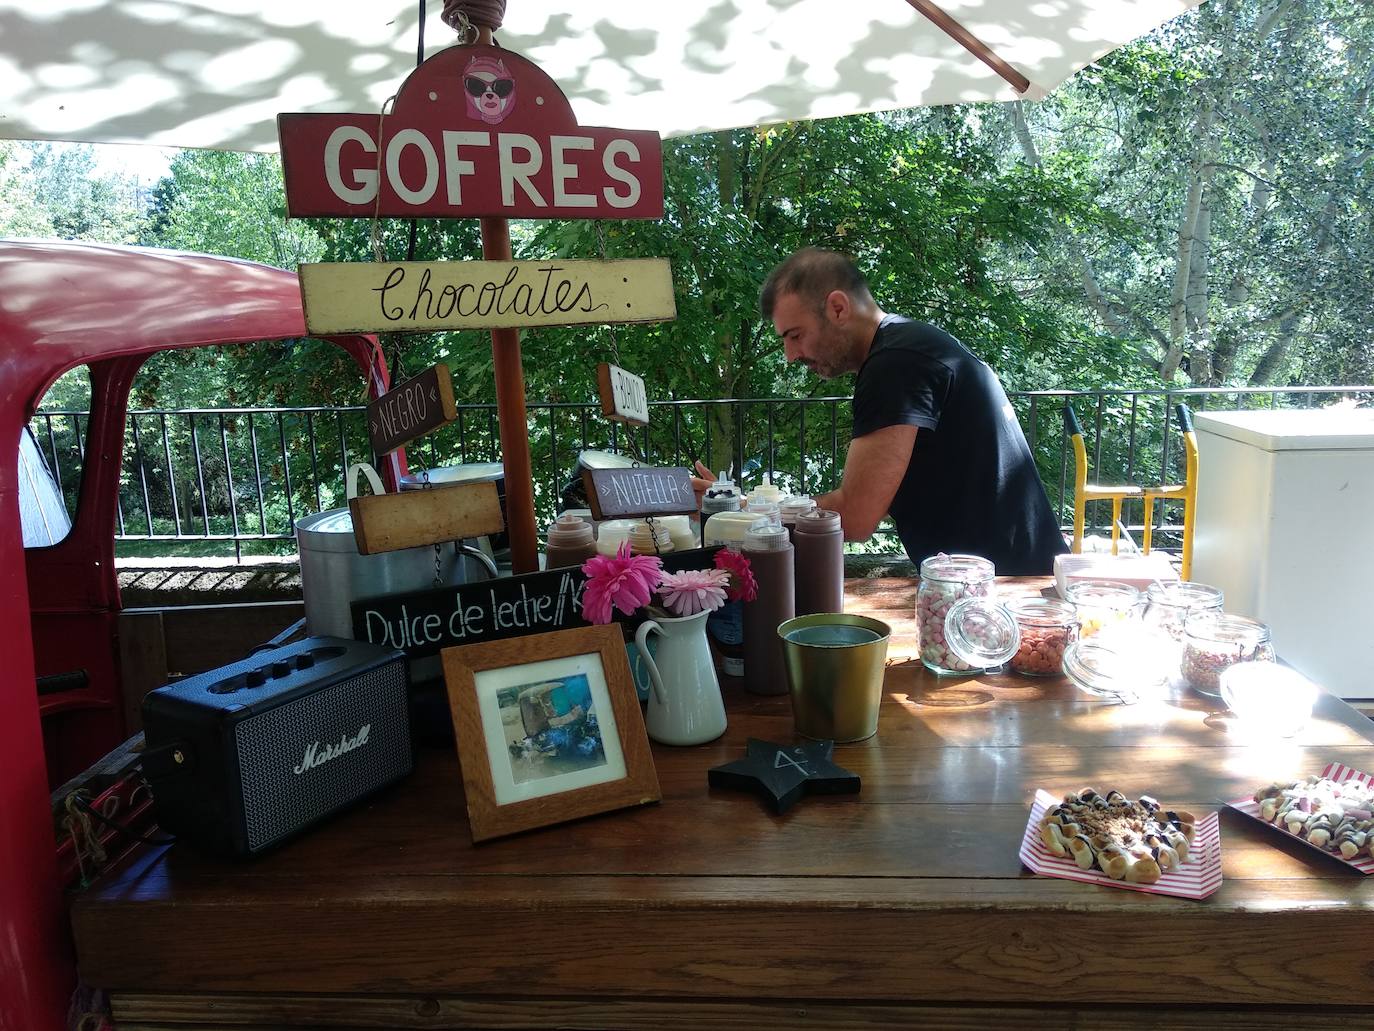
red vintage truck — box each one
[0,239,398,1029]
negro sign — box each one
[278,46,663,221]
[365,363,457,456]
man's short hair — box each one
[759,247,875,320]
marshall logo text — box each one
[294,724,372,775]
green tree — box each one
[0,142,143,242]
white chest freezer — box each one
[1192,407,1374,699]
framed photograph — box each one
[441,624,660,842]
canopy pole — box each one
[903,0,1031,95]
[464,12,539,574]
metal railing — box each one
[30,385,1374,560]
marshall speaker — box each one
[142,636,412,857]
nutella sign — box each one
[277,46,664,220]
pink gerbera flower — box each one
[713,547,758,602]
[580,543,663,624]
[657,568,731,618]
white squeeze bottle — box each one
[700,470,742,523]
[745,474,786,512]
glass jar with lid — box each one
[1062,623,1173,704]
[1063,579,1142,638]
[1143,581,1224,644]
[1005,597,1079,677]
[1181,612,1275,699]
[917,554,1019,675]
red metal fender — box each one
[0,240,399,1030]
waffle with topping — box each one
[1253,776,1374,859]
[1039,788,1197,884]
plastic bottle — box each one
[595,519,636,557]
[741,523,795,695]
[700,470,742,524]
[745,494,781,528]
[744,474,786,512]
[659,514,698,552]
[778,495,816,542]
[793,508,844,615]
[629,519,673,556]
[703,510,768,677]
[543,513,597,569]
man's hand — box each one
[689,459,715,512]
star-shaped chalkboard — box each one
[707,738,860,814]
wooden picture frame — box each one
[441,624,660,843]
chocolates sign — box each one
[300,259,675,334]
[278,46,664,220]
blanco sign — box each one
[597,362,649,425]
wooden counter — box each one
[71,579,1374,1029]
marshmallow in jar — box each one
[916,554,1018,675]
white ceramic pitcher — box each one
[634,609,727,746]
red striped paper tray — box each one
[1019,789,1223,900]
[1225,761,1374,875]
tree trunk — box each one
[1184,187,1213,384]
[1163,98,1215,383]
[1006,101,1132,338]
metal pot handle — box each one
[346,462,386,500]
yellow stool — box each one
[1142,403,1199,581]
[1066,404,1143,556]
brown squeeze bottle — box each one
[778,495,816,544]
[543,513,597,570]
[741,523,795,695]
[793,508,844,616]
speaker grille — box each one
[234,660,411,852]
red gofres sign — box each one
[278,46,664,220]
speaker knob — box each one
[270,660,291,679]
[245,668,267,688]
[295,653,315,671]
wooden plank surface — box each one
[348,481,504,554]
[109,992,1374,1031]
[72,577,1374,1019]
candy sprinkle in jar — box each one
[1006,597,1079,677]
[917,554,1009,675]
[1063,579,1142,638]
[1182,612,1275,699]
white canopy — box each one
[0,1,1200,153]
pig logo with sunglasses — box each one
[462,55,517,125]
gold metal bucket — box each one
[779,613,891,742]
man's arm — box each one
[815,424,917,541]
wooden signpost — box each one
[597,363,649,426]
[300,259,675,335]
[278,42,672,573]
[365,363,457,457]
[583,465,697,521]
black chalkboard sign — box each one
[583,465,697,520]
[366,363,457,457]
[351,547,722,658]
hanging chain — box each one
[595,222,626,369]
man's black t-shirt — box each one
[851,315,1067,575]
